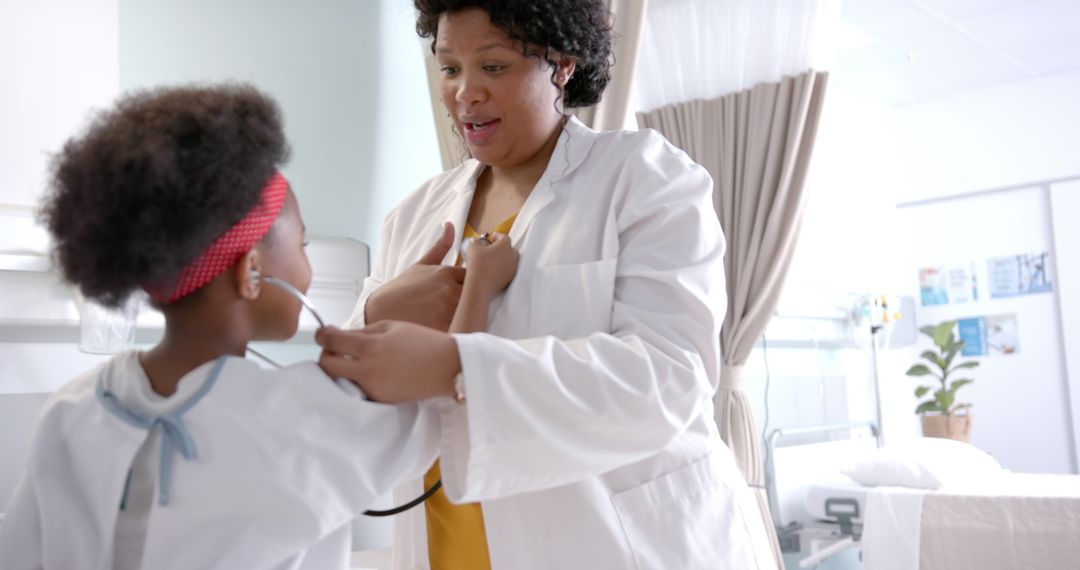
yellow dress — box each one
[424,213,517,570]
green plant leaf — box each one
[948,379,974,393]
[931,321,954,350]
[906,364,934,376]
[915,401,941,414]
[952,361,979,370]
[943,341,964,368]
[934,389,955,412]
[921,350,946,371]
[919,325,937,337]
[947,379,974,406]
[942,355,956,377]
[914,386,931,398]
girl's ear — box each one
[235,249,262,300]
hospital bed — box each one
[767,422,877,567]
[767,422,1080,569]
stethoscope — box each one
[247,276,442,517]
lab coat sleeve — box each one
[343,207,398,329]
[440,139,726,502]
[0,462,44,568]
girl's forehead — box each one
[270,188,302,229]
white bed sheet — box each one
[860,486,925,570]
[861,472,1080,570]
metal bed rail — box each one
[764,420,879,530]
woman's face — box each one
[252,189,312,340]
[434,9,574,169]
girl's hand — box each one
[461,232,518,297]
[316,322,460,403]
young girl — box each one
[0,84,517,569]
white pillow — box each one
[840,437,1002,490]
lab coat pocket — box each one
[612,453,770,569]
[529,258,616,338]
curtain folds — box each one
[574,0,648,131]
[638,69,829,568]
[634,0,839,111]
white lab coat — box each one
[0,352,439,569]
[347,116,776,569]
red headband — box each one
[149,172,288,304]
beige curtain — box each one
[638,69,829,568]
[422,0,647,169]
[574,0,648,131]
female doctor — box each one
[317,1,776,568]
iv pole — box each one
[870,322,885,448]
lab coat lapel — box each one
[509,116,597,246]
[440,162,484,265]
[507,179,555,246]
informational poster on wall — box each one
[957,313,1019,356]
[919,263,977,306]
[987,252,1053,298]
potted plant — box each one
[906,320,979,442]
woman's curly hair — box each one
[415,0,613,108]
[40,84,290,308]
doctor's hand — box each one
[364,222,465,331]
[316,322,460,403]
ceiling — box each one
[832,0,1080,106]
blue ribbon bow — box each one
[96,357,225,506]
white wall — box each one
[781,71,1080,473]
[762,87,922,445]
[886,72,1080,473]
[893,69,1080,203]
[0,0,119,208]
[783,88,912,306]
[368,0,443,246]
[898,187,1074,473]
[1049,180,1080,473]
[118,0,380,243]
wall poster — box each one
[919,263,977,306]
[987,252,1052,298]
[956,313,1019,356]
